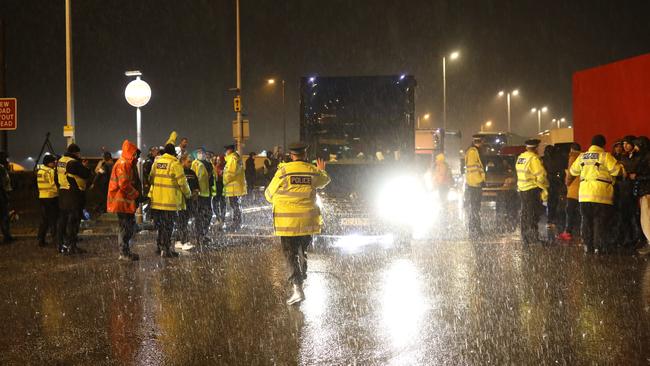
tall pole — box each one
[136,107,142,151]
[282,79,286,152]
[506,92,511,133]
[235,0,243,155]
[537,110,541,133]
[442,56,447,130]
[0,19,7,153]
[65,0,75,146]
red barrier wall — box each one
[573,53,650,149]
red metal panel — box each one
[573,53,650,149]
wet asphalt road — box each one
[1,217,650,365]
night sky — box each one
[3,0,650,162]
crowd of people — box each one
[24,133,330,304]
[463,133,650,255]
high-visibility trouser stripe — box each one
[466,165,481,169]
[151,202,179,209]
[278,172,321,179]
[274,226,320,233]
[274,190,312,198]
[37,179,50,184]
[466,168,482,173]
[273,210,320,218]
[152,183,177,189]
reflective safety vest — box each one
[223,152,247,197]
[57,156,87,191]
[265,161,331,236]
[464,146,485,187]
[569,145,621,205]
[148,153,191,211]
[515,150,549,198]
[191,159,211,197]
[37,166,58,198]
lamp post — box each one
[531,106,548,133]
[267,78,286,152]
[235,0,243,155]
[65,0,75,145]
[124,71,151,152]
[497,89,519,133]
[442,51,460,130]
[482,120,493,132]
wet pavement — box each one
[1,218,650,365]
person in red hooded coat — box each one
[107,140,141,261]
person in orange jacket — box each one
[107,140,142,261]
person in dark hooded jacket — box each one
[56,144,91,254]
[632,136,650,255]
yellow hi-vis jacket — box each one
[464,146,485,187]
[191,159,211,197]
[223,152,247,197]
[569,145,622,205]
[37,166,58,198]
[57,156,87,191]
[265,161,331,236]
[516,150,549,201]
[148,153,191,211]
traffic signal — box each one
[233,96,241,112]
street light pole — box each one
[442,56,446,130]
[506,93,511,133]
[65,0,75,146]
[282,79,286,152]
[531,106,548,133]
[498,89,519,133]
[235,0,243,155]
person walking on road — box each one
[212,154,227,227]
[568,134,622,254]
[149,143,191,257]
[56,144,91,254]
[36,154,59,247]
[107,140,142,261]
[516,139,549,245]
[265,142,330,305]
[245,152,257,196]
[223,144,247,231]
[191,148,213,245]
[175,153,198,251]
[464,135,485,239]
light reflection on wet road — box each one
[1,228,649,365]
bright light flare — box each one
[423,113,430,120]
[485,121,492,127]
[531,108,537,113]
[512,89,519,96]
[267,78,276,85]
[541,106,548,112]
[449,51,460,60]
[376,175,438,236]
[498,91,505,97]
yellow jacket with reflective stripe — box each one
[148,153,191,211]
[464,146,485,187]
[569,145,621,205]
[265,161,331,236]
[37,166,58,198]
[223,152,247,197]
[56,156,87,191]
[191,159,211,197]
[516,150,549,200]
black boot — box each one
[119,247,139,261]
[162,247,179,258]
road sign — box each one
[233,96,241,112]
[63,125,75,137]
[232,119,249,139]
[0,98,17,130]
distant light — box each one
[552,119,557,122]
[450,51,460,60]
[267,79,276,85]
[399,74,406,80]
[498,91,505,97]
[27,156,34,161]
[568,125,573,129]
[560,117,566,122]
[485,121,492,127]
[512,89,519,96]
[541,106,548,112]
[309,77,316,83]
[423,113,430,120]
[531,108,537,113]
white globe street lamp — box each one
[124,71,151,151]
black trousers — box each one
[580,202,613,251]
[117,213,136,252]
[153,209,176,252]
[196,196,212,241]
[281,236,312,285]
[228,196,242,228]
[547,180,561,224]
[520,188,542,244]
[38,198,59,243]
[0,197,11,241]
[212,195,226,222]
[564,198,579,234]
[465,186,482,237]
[176,208,192,244]
[57,208,81,250]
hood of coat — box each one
[121,140,138,161]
